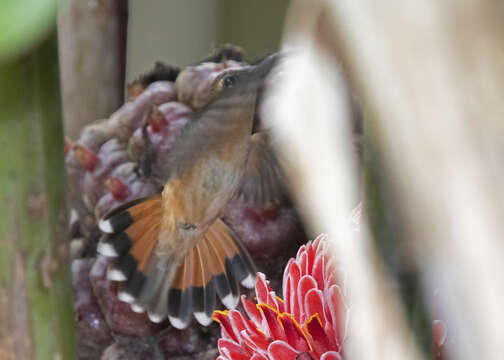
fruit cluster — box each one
[65,45,307,359]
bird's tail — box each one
[97,196,256,329]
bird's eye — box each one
[222,75,237,88]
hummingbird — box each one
[97,53,284,329]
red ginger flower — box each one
[213,235,348,360]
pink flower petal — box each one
[275,295,285,313]
[230,310,252,342]
[218,338,250,359]
[306,242,316,273]
[258,303,286,341]
[297,275,318,324]
[240,329,270,354]
[256,272,273,305]
[269,291,283,312]
[221,347,249,360]
[215,236,348,360]
[282,258,294,302]
[285,262,301,323]
[296,353,313,360]
[240,334,257,356]
[296,244,306,261]
[242,295,263,325]
[251,354,268,360]
[214,311,238,342]
[311,253,326,291]
[325,259,339,287]
[267,340,301,360]
[305,288,326,325]
[326,285,346,346]
[306,314,333,358]
[277,313,311,353]
[320,351,343,360]
[299,251,309,276]
[242,316,266,339]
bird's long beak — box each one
[249,52,281,82]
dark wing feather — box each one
[236,131,287,207]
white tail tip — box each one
[98,218,114,234]
[169,316,189,330]
[131,303,146,313]
[194,312,213,326]
[241,274,256,288]
[97,242,118,257]
[107,268,127,281]
[221,293,239,309]
[118,291,135,304]
[148,311,165,323]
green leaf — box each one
[0,31,76,360]
[0,0,60,64]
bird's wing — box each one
[236,130,288,207]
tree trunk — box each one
[58,0,128,139]
[0,32,76,360]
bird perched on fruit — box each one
[97,53,284,329]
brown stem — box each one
[58,0,128,139]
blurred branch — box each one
[263,1,423,359]
[325,0,504,359]
[58,0,128,139]
[0,32,76,359]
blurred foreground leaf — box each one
[0,30,76,359]
[0,0,59,64]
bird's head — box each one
[203,52,281,114]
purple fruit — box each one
[89,256,164,337]
[66,46,310,359]
[72,258,113,357]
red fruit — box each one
[128,102,191,173]
[81,140,129,209]
[65,46,310,359]
[94,163,160,220]
[157,101,192,125]
[65,137,73,156]
[104,177,128,201]
[242,204,280,225]
[148,106,166,133]
[74,145,99,172]
[78,81,177,152]
[224,199,306,257]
